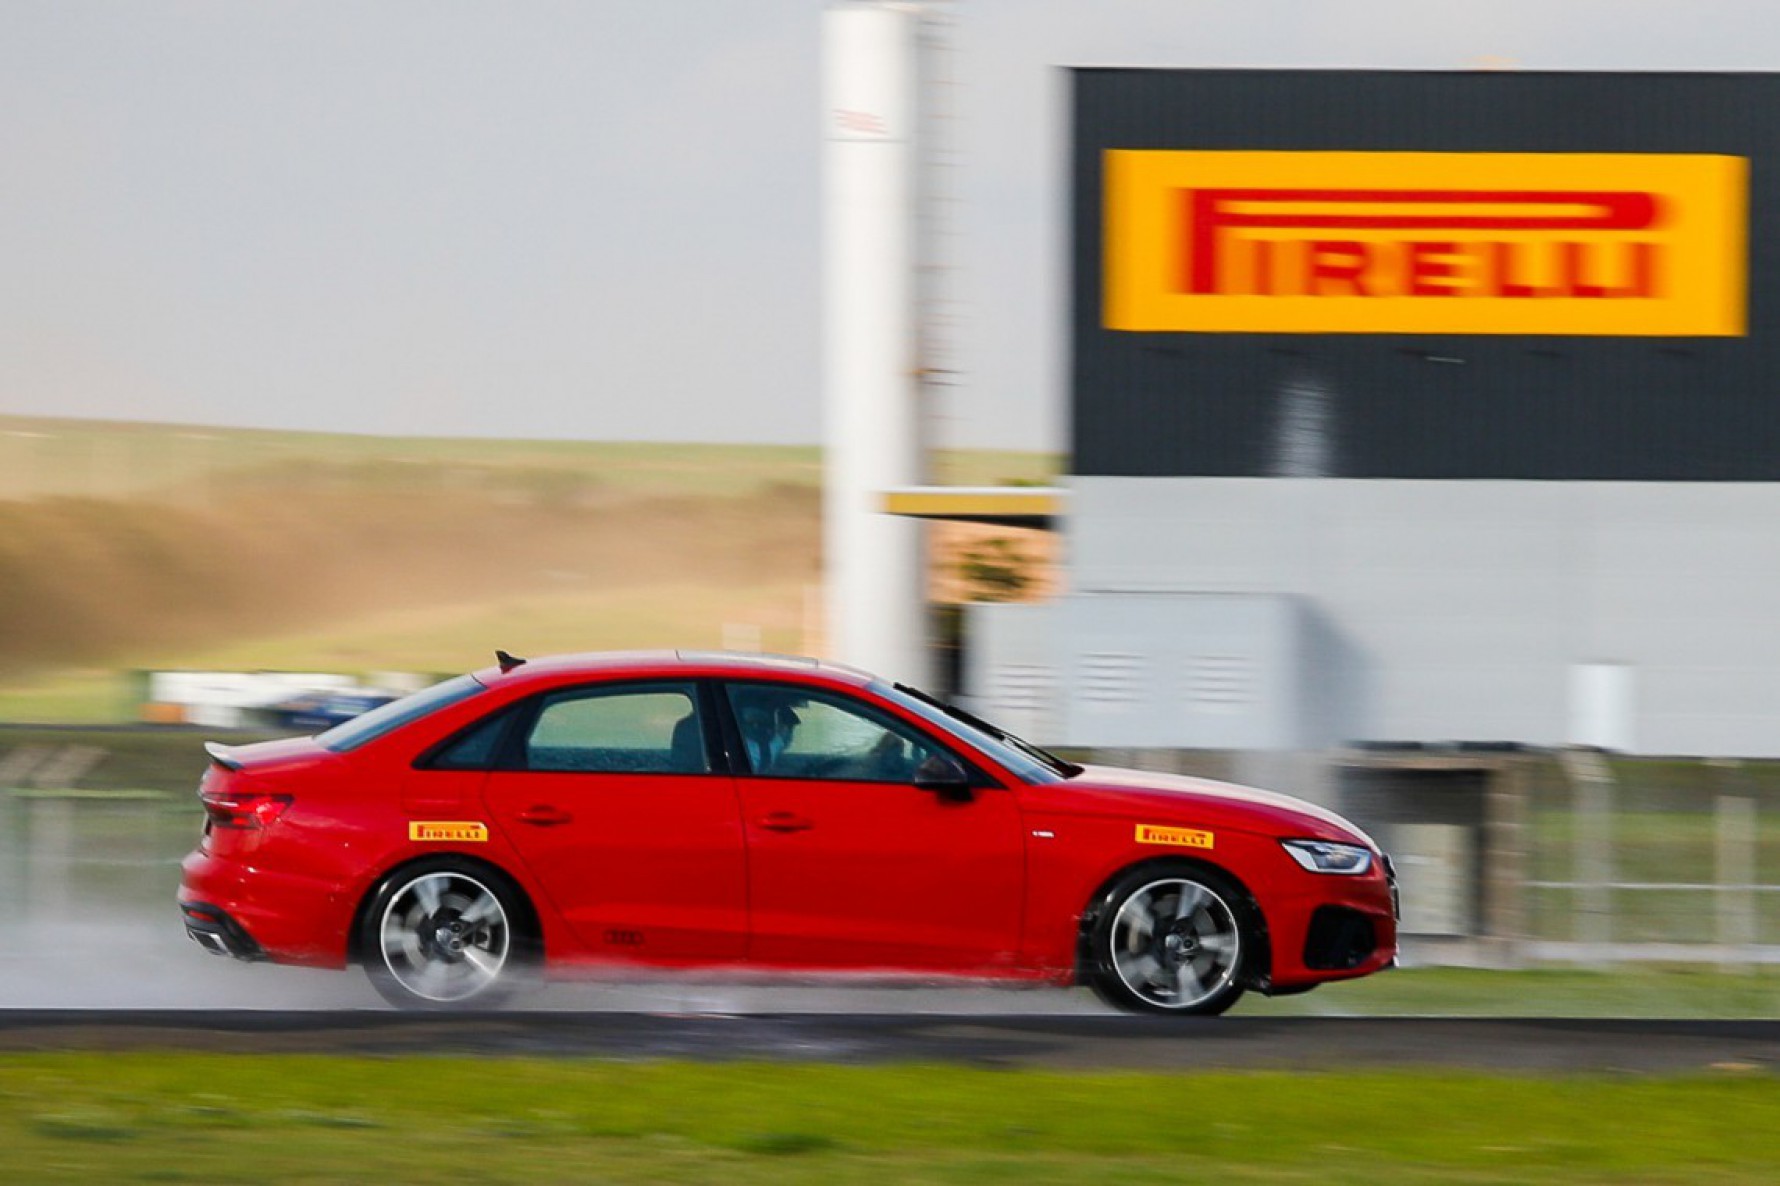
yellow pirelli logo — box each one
[1104,150,1747,336]
[409,821,489,843]
[1136,824,1215,850]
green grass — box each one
[0,670,139,725]
[0,1055,1775,1183]
[1248,965,1780,1018]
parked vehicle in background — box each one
[262,690,400,732]
[180,650,1397,1014]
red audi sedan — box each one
[180,651,1397,1014]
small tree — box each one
[958,537,1034,602]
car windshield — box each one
[315,675,485,753]
[874,681,1081,784]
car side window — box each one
[523,684,708,775]
[426,708,514,771]
[725,683,943,783]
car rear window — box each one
[315,675,485,753]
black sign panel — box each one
[1071,70,1780,479]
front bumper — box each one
[1261,858,1399,991]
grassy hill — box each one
[0,415,1056,721]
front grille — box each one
[1302,906,1377,971]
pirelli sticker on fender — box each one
[409,821,488,843]
[1136,824,1215,850]
[1103,150,1747,336]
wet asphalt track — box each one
[1,917,1775,1071]
[1,1011,1777,1072]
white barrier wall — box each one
[1043,477,1780,756]
[146,671,360,728]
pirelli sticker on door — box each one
[409,821,489,843]
[1103,150,1747,335]
[1136,824,1215,850]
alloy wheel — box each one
[377,871,512,1004]
[1108,876,1241,1011]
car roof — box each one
[468,649,879,690]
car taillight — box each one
[201,790,293,830]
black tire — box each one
[358,857,536,1010]
[1084,862,1255,1016]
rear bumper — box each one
[180,901,266,961]
[179,849,352,969]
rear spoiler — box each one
[204,742,245,772]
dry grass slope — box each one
[0,415,1056,717]
[0,479,819,674]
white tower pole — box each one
[822,2,932,686]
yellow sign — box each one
[1103,150,1747,335]
[1135,824,1215,850]
[409,821,489,843]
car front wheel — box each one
[360,859,532,1010]
[1086,864,1252,1016]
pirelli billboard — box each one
[1072,71,1776,479]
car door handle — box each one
[517,805,574,827]
[757,812,813,833]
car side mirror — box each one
[913,753,974,802]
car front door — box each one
[724,681,1026,972]
[481,680,747,963]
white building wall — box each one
[963,602,1062,743]
[1063,477,1780,756]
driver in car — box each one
[739,698,800,775]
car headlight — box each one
[1280,839,1373,875]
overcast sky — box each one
[4,2,1779,450]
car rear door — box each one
[481,680,747,962]
[723,681,1026,972]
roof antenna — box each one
[495,650,527,673]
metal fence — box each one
[1519,751,1780,966]
[5,738,1780,969]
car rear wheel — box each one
[360,859,533,1010]
[1086,864,1252,1016]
